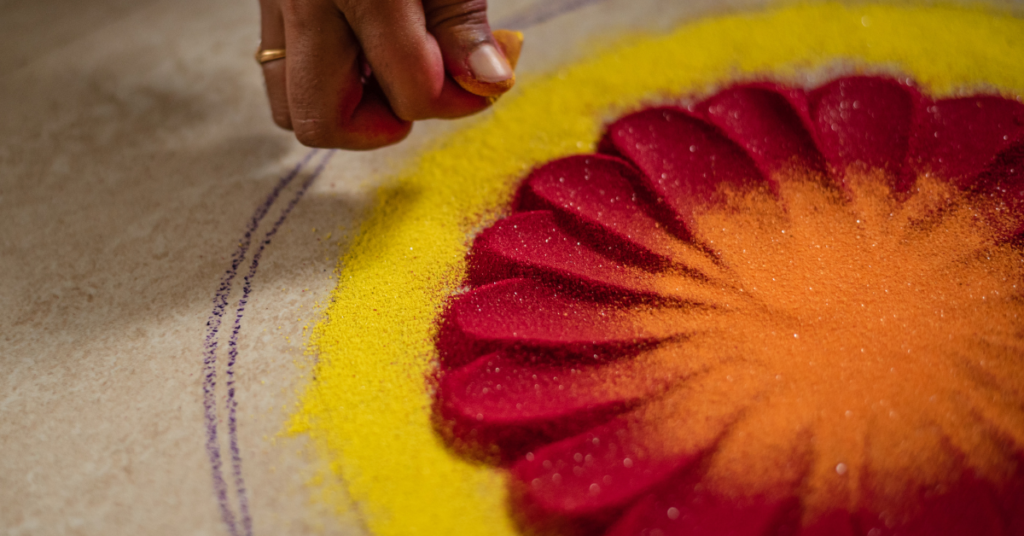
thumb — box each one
[424,0,524,97]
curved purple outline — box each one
[224,150,335,536]
[202,148,318,536]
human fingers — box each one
[258,0,291,130]
[282,0,412,149]
[337,0,501,121]
[422,0,523,98]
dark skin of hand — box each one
[258,0,521,150]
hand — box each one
[257,0,523,150]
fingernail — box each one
[468,43,513,83]
[492,30,524,70]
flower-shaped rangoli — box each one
[436,76,1024,535]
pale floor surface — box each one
[8,0,997,534]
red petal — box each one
[853,475,1007,536]
[607,107,771,238]
[799,511,857,536]
[440,347,687,428]
[437,279,692,368]
[511,417,696,518]
[517,154,719,274]
[511,369,768,520]
[996,462,1024,535]
[855,423,1008,536]
[908,96,1024,186]
[466,210,655,296]
[467,211,725,304]
[809,77,918,191]
[438,342,713,463]
[700,84,825,177]
[604,470,801,536]
[972,142,1024,237]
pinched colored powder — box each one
[291,4,1024,536]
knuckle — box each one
[362,128,412,150]
[390,98,433,122]
[345,122,413,151]
[347,138,395,151]
[425,0,489,33]
[292,119,336,148]
[272,110,293,130]
[338,130,406,151]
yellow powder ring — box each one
[291,4,1024,536]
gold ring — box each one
[255,48,286,64]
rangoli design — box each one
[290,5,1024,536]
[437,76,1024,535]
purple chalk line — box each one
[224,150,335,536]
[203,148,318,536]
